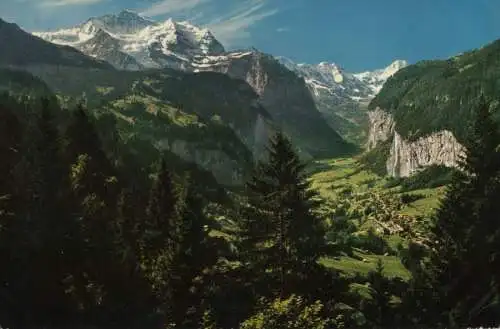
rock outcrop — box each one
[367,107,465,177]
[195,51,353,158]
[367,108,394,150]
[387,130,464,177]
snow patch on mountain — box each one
[354,60,409,94]
[277,57,408,102]
[33,10,407,102]
[33,10,225,70]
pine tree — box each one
[178,177,209,275]
[0,94,22,200]
[367,259,391,328]
[200,308,218,329]
[171,177,212,326]
[31,98,77,321]
[144,158,179,257]
[426,96,500,327]
[115,186,142,264]
[66,104,118,201]
[142,158,181,322]
[0,95,24,325]
[239,132,326,297]
[65,104,123,318]
[0,97,82,324]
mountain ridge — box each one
[32,10,407,151]
[32,10,359,157]
[33,10,226,70]
[366,38,500,177]
[0,17,112,69]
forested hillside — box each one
[370,39,500,142]
[1,88,500,328]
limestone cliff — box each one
[367,108,394,150]
[367,107,465,177]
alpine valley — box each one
[29,10,408,164]
[3,6,500,329]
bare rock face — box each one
[367,107,395,150]
[367,107,465,177]
[387,130,465,177]
[195,51,352,158]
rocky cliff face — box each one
[368,107,465,177]
[276,57,407,146]
[387,130,464,177]
[367,108,394,150]
[195,51,353,157]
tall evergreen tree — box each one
[171,177,213,326]
[65,104,123,320]
[0,95,24,325]
[115,185,142,264]
[142,158,181,322]
[0,94,22,199]
[30,98,77,321]
[144,158,180,257]
[239,132,326,297]
[367,260,391,328]
[426,96,500,327]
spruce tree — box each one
[0,95,24,325]
[142,158,181,322]
[0,94,22,199]
[144,158,179,257]
[239,132,326,297]
[427,96,500,327]
[65,104,122,317]
[367,259,391,328]
[115,186,142,263]
[172,177,211,326]
[31,98,76,320]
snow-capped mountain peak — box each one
[87,10,155,35]
[276,56,408,104]
[33,11,225,70]
[377,59,408,81]
[277,57,374,101]
[353,59,409,94]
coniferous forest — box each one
[1,90,500,329]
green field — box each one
[309,157,445,280]
[308,157,444,213]
[320,249,411,281]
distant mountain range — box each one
[33,10,407,102]
[33,10,226,71]
[31,10,407,148]
[0,18,111,69]
[0,10,411,185]
[277,57,408,102]
[2,9,497,184]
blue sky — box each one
[2,0,500,71]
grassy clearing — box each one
[309,157,445,281]
[308,157,443,219]
[399,187,445,216]
[320,249,410,281]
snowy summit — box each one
[33,10,225,70]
